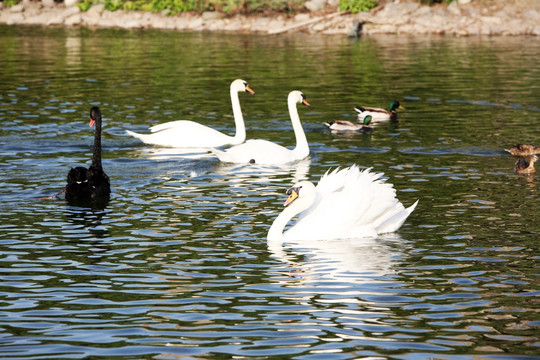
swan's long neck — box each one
[91,117,102,170]
[267,203,299,243]
[267,192,314,243]
[231,88,246,144]
[289,99,309,160]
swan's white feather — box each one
[125,79,252,148]
[213,90,310,165]
[271,166,417,241]
[213,139,299,165]
[126,121,235,148]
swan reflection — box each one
[268,233,406,289]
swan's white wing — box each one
[127,121,235,148]
[149,120,191,133]
[375,200,418,234]
[284,167,416,240]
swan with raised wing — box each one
[126,79,254,148]
[267,165,418,242]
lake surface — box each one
[0,25,539,359]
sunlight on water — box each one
[0,25,538,359]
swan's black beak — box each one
[284,186,300,206]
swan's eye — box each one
[286,186,302,196]
[84,180,88,183]
[76,181,82,184]
[284,186,300,206]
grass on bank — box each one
[1,0,457,14]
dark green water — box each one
[0,25,539,359]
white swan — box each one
[125,79,254,148]
[213,90,310,165]
[267,165,418,243]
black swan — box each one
[65,106,111,200]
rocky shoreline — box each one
[1,0,539,36]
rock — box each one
[65,13,81,25]
[305,0,326,12]
[458,0,471,4]
[41,0,55,7]
[202,11,221,20]
[480,15,501,25]
[447,1,461,16]
[524,9,540,22]
[188,17,203,29]
[294,13,310,22]
[379,24,397,33]
[10,4,25,12]
[87,3,104,17]
[64,0,80,7]
[327,0,339,8]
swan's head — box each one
[232,79,255,95]
[89,106,101,127]
[390,101,405,111]
[284,180,316,207]
[288,90,310,107]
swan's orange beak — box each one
[245,85,255,95]
[302,99,310,107]
[284,189,298,206]
[89,118,95,127]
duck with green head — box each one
[325,115,373,132]
[354,101,405,122]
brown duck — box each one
[505,144,540,156]
[514,155,538,174]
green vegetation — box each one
[339,0,377,13]
[76,0,305,14]
[2,0,20,6]
[1,0,456,14]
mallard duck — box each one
[354,101,405,122]
[325,115,372,132]
[514,155,537,174]
[505,144,540,156]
